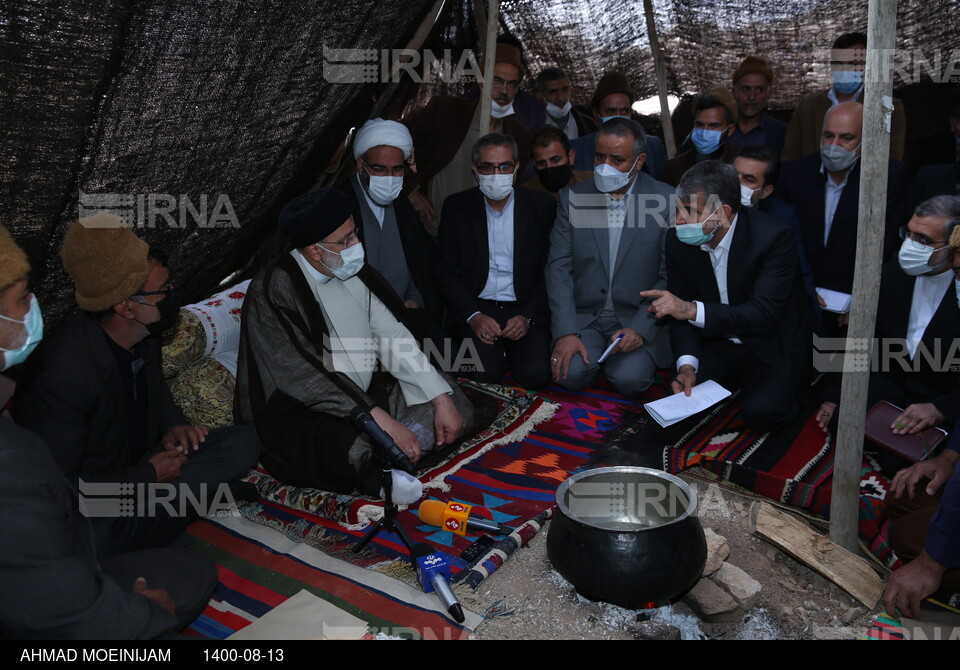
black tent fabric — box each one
[2,0,959,328]
[1,0,440,328]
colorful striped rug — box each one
[185,378,643,638]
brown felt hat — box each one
[950,224,960,249]
[732,56,775,86]
[495,43,523,74]
[591,71,633,110]
[0,224,30,292]
[60,213,150,311]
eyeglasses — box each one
[362,159,408,178]
[130,281,175,304]
[319,228,359,248]
[476,161,517,175]
[492,76,519,91]
[899,226,948,247]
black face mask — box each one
[536,164,573,193]
[146,287,182,337]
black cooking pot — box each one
[547,466,707,608]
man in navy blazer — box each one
[776,102,907,334]
[437,134,556,390]
[643,161,813,432]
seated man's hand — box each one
[370,407,422,464]
[132,577,176,617]
[610,327,643,354]
[891,403,944,436]
[640,290,697,321]
[672,365,696,397]
[468,313,502,346]
[817,401,837,432]
[162,425,209,453]
[883,551,947,620]
[149,450,188,483]
[500,315,528,341]
[404,300,422,310]
[431,393,463,446]
[891,449,960,500]
[551,334,589,381]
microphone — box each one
[417,499,511,536]
[350,407,415,474]
[411,543,464,623]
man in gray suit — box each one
[546,117,674,398]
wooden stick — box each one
[477,0,500,139]
[751,502,884,608]
[643,0,676,158]
[830,0,898,551]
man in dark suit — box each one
[438,133,556,390]
[643,161,813,432]
[733,145,818,308]
[402,43,532,236]
[817,196,960,442]
[338,118,443,345]
[728,56,788,157]
[547,118,674,398]
[776,101,907,334]
[0,224,215,639]
[17,216,259,557]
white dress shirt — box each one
[906,269,953,360]
[676,215,740,373]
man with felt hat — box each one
[16,214,260,557]
[235,188,474,503]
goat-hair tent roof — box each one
[1,0,958,329]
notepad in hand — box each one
[644,380,732,428]
[816,287,852,314]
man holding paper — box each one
[642,161,813,432]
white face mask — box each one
[366,174,403,206]
[477,172,515,201]
[318,242,365,280]
[546,101,572,119]
[491,100,515,119]
[820,143,861,173]
[898,238,950,276]
[740,184,761,208]
[594,162,636,193]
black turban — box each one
[279,188,354,248]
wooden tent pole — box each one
[829,0,898,552]
[477,0,500,138]
[643,0,676,158]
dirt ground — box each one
[461,472,884,640]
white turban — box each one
[352,118,413,159]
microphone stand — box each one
[352,450,415,555]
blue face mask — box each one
[832,69,863,96]
[600,115,627,124]
[676,208,721,246]
[0,294,43,371]
[691,127,725,155]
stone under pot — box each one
[547,466,707,609]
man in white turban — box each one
[337,118,445,361]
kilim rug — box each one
[599,389,901,569]
[184,378,645,637]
